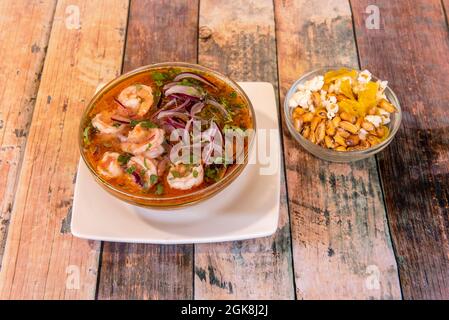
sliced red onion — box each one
[131,172,143,186]
[157,111,190,122]
[162,124,177,135]
[111,115,131,124]
[165,117,185,129]
[205,99,229,118]
[192,117,209,126]
[203,143,214,164]
[190,102,205,116]
[183,119,193,142]
[151,99,177,119]
[173,72,217,89]
[204,122,223,145]
[161,99,177,109]
[184,119,193,133]
[202,122,223,164]
[172,98,192,112]
[114,97,126,109]
[165,85,202,99]
[162,81,179,91]
[167,93,201,101]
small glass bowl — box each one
[78,62,256,209]
[284,67,402,162]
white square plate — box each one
[71,82,280,244]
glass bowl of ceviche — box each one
[79,62,256,208]
[284,66,401,162]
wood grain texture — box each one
[352,0,449,299]
[275,0,401,299]
[443,0,449,24]
[194,0,295,299]
[0,0,57,268]
[97,0,198,300]
[0,0,128,299]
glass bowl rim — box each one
[78,62,257,204]
[283,66,402,158]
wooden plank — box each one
[97,0,198,300]
[351,0,449,299]
[444,0,449,24]
[0,0,57,267]
[274,0,401,299]
[0,0,128,299]
[194,0,295,299]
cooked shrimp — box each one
[167,163,204,190]
[91,111,126,134]
[97,152,123,178]
[121,123,165,158]
[127,156,158,186]
[117,84,153,117]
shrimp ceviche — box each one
[81,66,253,199]
[289,68,397,151]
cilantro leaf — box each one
[118,154,132,165]
[130,119,158,129]
[150,174,158,185]
[151,72,166,87]
[152,72,166,81]
[83,125,91,145]
[205,167,219,181]
[155,183,164,195]
[171,170,181,178]
[126,165,136,174]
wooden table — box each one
[0,0,448,300]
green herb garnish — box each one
[219,97,230,109]
[118,153,132,165]
[212,156,230,166]
[143,158,150,170]
[130,119,158,128]
[180,79,193,86]
[189,154,199,165]
[130,119,139,127]
[83,125,92,145]
[193,170,198,178]
[205,167,219,181]
[229,91,237,99]
[167,68,182,78]
[155,183,164,195]
[150,174,158,185]
[140,121,158,129]
[152,72,166,81]
[126,165,136,174]
[171,170,181,178]
[223,124,246,135]
[152,72,166,86]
